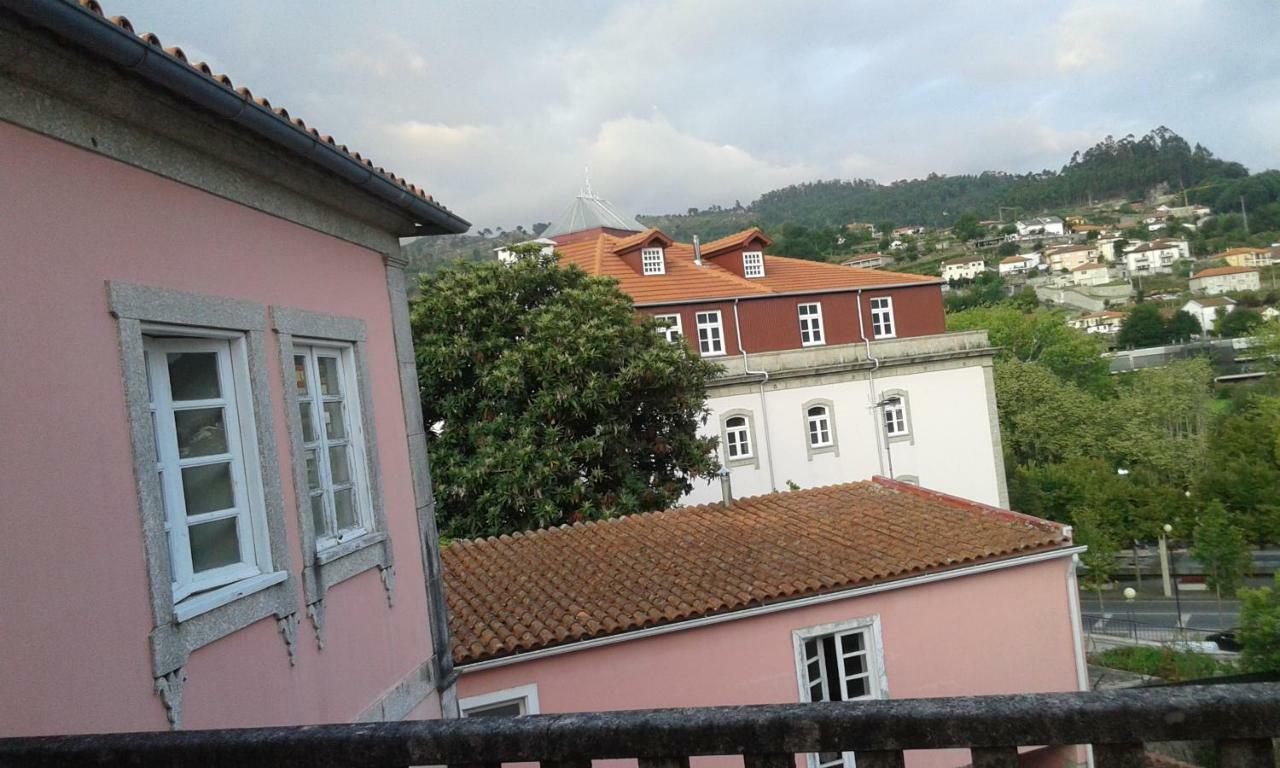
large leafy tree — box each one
[1192,500,1252,620]
[1239,575,1280,673]
[411,249,721,538]
[1116,303,1165,349]
[947,306,1111,393]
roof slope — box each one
[443,478,1071,665]
[544,194,644,237]
[552,229,938,305]
[12,0,466,234]
[1193,265,1258,278]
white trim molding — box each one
[459,683,541,717]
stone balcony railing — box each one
[714,330,995,385]
[1,684,1277,768]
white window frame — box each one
[806,404,833,449]
[869,296,895,339]
[460,684,541,717]
[798,302,825,347]
[724,415,753,460]
[641,247,666,276]
[882,394,910,440]
[143,326,283,621]
[293,342,375,552]
[743,250,765,278]
[653,313,683,343]
[793,616,889,768]
[696,310,725,357]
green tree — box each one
[1166,309,1201,342]
[1116,303,1165,348]
[1196,394,1280,544]
[1192,500,1252,619]
[996,241,1020,258]
[1238,574,1280,673]
[411,248,720,538]
[953,212,982,242]
[1075,507,1119,609]
[1217,307,1264,338]
[947,306,1111,393]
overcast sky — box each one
[107,0,1280,230]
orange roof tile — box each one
[1192,265,1259,279]
[1217,247,1268,257]
[442,478,1071,665]
[699,227,773,256]
[1071,262,1107,271]
[553,229,937,305]
[59,0,452,220]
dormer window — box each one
[743,251,765,278]
[641,247,666,275]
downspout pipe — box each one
[4,0,470,236]
[733,298,777,493]
[856,290,888,477]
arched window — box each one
[724,415,752,459]
[882,394,909,438]
[807,405,832,448]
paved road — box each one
[1079,593,1240,631]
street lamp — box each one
[1158,523,1173,597]
[1123,587,1137,641]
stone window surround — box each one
[801,398,840,460]
[880,388,914,445]
[109,281,299,729]
[719,408,760,470]
[272,306,394,650]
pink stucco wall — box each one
[0,122,434,734]
[458,557,1085,768]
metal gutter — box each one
[634,280,943,308]
[456,545,1085,673]
[731,298,777,493]
[3,0,470,236]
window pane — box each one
[310,493,329,537]
[173,407,228,458]
[323,401,347,441]
[293,355,309,397]
[841,632,865,654]
[845,676,869,699]
[167,352,221,401]
[329,445,351,485]
[467,702,523,717]
[334,487,357,530]
[181,462,235,516]
[305,449,321,490]
[188,517,241,572]
[317,356,341,397]
[299,402,316,443]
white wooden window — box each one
[293,343,374,550]
[145,334,272,609]
[795,618,887,768]
[798,302,825,346]
[641,247,666,275]
[743,250,765,278]
[696,310,725,356]
[807,405,833,448]
[654,314,683,343]
[460,684,541,718]
[870,296,895,339]
[724,415,752,459]
[882,395,908,437]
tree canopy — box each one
[411,249,721,538]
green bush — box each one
[1090,646,1236,681]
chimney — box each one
[719,467,733,507]
[693,235,703,266]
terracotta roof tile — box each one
[1192,265,1258,279]
[443,478,1071,665]
[553,229,937,306]
[65,1,449,214]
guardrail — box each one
[1083,613,1225,648]
[0,684,1277,768]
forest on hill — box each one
[402,127,1261,275]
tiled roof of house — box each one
[1071,261,1107,271]
[38,0,458,226]
[1188,296,1236,308]
[999,255,1030,264]
[1128,242,1179,254]
[1218,247,1269,257]
[1192,266,1259,279]
[1047,244,1096,255]
[442,478,1071,665]
[942,255,985,266]
[552,229,938,306]
[699,227,772,256]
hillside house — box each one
[1220,247,1276,268]
[1069,261,1112,287]
[1066,311,1126,335]
[941,255,987,282]
[1189,266,1261,295]
[842,253,895,270]
[1014,216,1065,237]
[997,255,1031,275]
[1,1,468,734]
[1044,244,1098,272]
[444,479,1088,768]
[1181,297,1237,334]
[1122,240,1186,276]
[537,201,1009,509]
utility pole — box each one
[1241,195,1249,235]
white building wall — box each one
[683,364,1005,509]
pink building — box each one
[0,2,468,734]
[444,479,1089,768]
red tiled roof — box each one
[553,229,938,305]
[699,227,773,256]
[442,478,1071,665]
[1071,262,1107,271]
[1217,247,1267,257]
[1192,265,1258,279]
[63,0,449,216]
